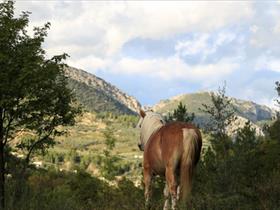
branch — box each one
[24,128,54,166]
[3,116,14,146]
[1,108,6,123]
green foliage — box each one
[0,0,80,160]
[190,83,280,209]
[165,101,195,123]
[67,149,81,164]
[5,169,148,210]
[263,81,280,142]
[264,119,280,142]
[97,127,122,180]
[191,115,280,209]
[200,85,236,138]
[199,85,236,160]
[0,1,80,207]
[235,120,258,149]
[276,81,280,108]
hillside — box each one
[153,92,276,132]
[65,67,141,115]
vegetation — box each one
[190,83,280,209]
[165,102,195,123]
[200,85,237,137]
[1,1,280,210]
[98,126,123,180]
[0,1,80,208]
[6,169,146,210]
[67,78,135,115]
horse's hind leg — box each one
[144,168,152,209]
[163,183,169,210]
[166,166,177,210]
[176,185,180,201]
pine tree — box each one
[200,85,236,138]
[276,81,280,109]
[165,102,195,123]
[265,81,280,142]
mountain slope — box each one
[153,92,276,124]
[65,67,141,115]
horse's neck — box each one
[141,116,163,146]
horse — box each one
[137,109,202,210]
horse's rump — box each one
[158,122,202,166]
[152,122,202,201]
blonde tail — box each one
[180,128,198,202]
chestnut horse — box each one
[137,110,202,210]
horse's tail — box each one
[179,128,201,202]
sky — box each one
[14,1,280,108]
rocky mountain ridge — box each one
[153,92,276,135]
[64,66,141,114]
[153,92,276,122]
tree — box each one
[191,82,280,209]
[265,81,280,142]
[98,126,121,180]
[199,85,236,159]
[200,85,236,138]
[0,1,80,208]
[276,81,280,108]
[165,102,195,123]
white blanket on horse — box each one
[141,112,164,145]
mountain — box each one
[153,92,276,133]
[64,66,275,127]
[64,67,141,115]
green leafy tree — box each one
[165,102,195,123]
[0,1,80,207]
[98,126,121,180]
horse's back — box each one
[159,122,202,166]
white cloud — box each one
[236,78,279,108]
[255,56,280,72]
[67,56,109,73]
[175,34,210,56]
[175,31,237,61]
[112,56,239,84]
[269,60,280,72]
[250,25,258,33]
[15,1,254,58]
[248,3,280,54]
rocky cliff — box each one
[64,66,141,114]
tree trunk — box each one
[0,108,5,209]
[13,158,28,204]
[0,142,4,210]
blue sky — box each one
[15,1,280,107]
